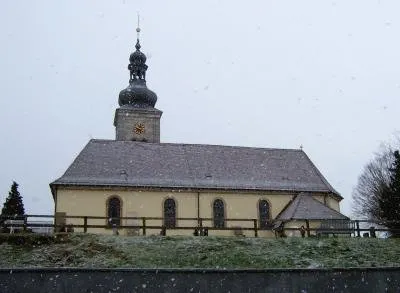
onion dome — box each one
[118,38,157,108]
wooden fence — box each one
[0,215,399,237]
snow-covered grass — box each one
[0,233,399,268]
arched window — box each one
[213,199,225,228]
[107,197,121,226]
[164,198,176,228]
[259,200,270,229]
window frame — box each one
[258,199,270,229]
[106,196,122,227]
[163,197,177,228]
[213,198,225,228]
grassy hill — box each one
[0,234,399,268]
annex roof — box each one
[276,193,348,221]
[51,139,340,196]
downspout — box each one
[197,192,200,225]
[54,187,58,231]
[54,187,58,214]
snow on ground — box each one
[0,234,399,268]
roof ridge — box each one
[274,194,298,220]
[290,195,303,220]
[300,150,341,198]
[303,195,349,219]
[89,139,303,152]
[49,140,93,196]
[276,193,348,221]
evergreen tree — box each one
[1,181,25,216]
[379,150,400,237]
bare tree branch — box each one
[352,147,394,219]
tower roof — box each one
[118,28,157,108]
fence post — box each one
[83,216,88,233]
[356,220,360,237]
[253,219,258,237]
[160,226,166,236]
[199,218,203,228]
[370,226,376,238]
[142,218,146,236]
[305,219,310,237]
[112,224,118,235]
[23,215,27,232]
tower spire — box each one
[127,15,147,83]
[136,12,141,40]
[118,20,157,108]
[136,12,141,50]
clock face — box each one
[134,123,145,134]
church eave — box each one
[49,181,340,197]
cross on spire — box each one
[136,13,141,40]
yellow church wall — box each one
[326,196,340,212]
[55,188,341,237]
[56,189,197,235]
[312,193,340,212]
[312,194,325,204]
[198,192,293,237]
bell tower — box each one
[114,24,162,142]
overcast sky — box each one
[1,1,399,217]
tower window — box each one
[107,196,121,226]
[213,199,225,228]
[164,198,176,228]
[259,200,270,229]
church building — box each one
[50,31,348,237]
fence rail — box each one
[0,215,399,237]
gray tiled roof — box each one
[51,139,340,196]
[276,193,348,220]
